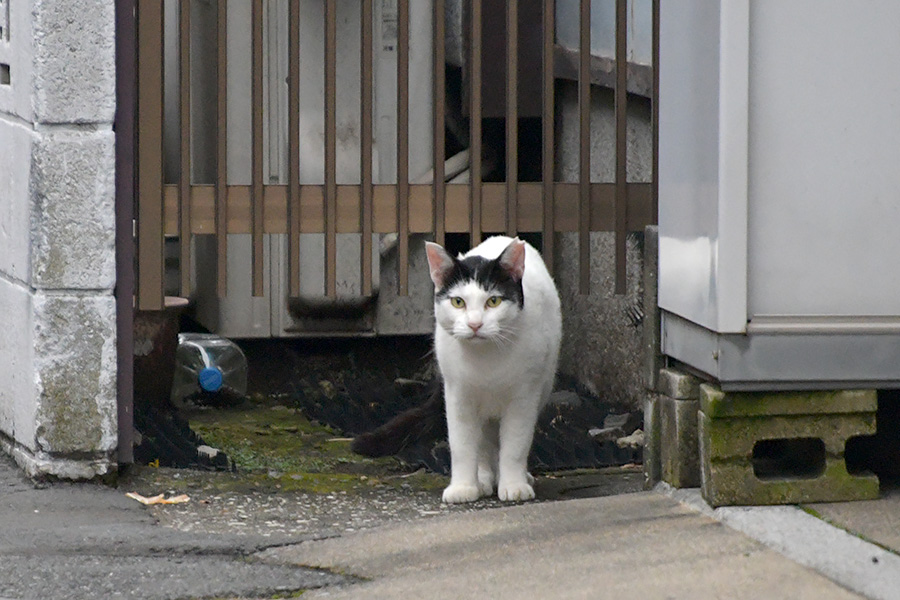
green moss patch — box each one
[169,396,445,495]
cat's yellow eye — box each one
[485,296,502,308]
[450,297,466,308]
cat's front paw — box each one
[442,483,482,504]
[497,481,535,502]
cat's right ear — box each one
[425,242,455,288]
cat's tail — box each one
[351,381,445,457]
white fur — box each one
[431,236,562,503]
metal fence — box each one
[131,0,659,311]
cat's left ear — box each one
[498,238,526,281]
[425,241,455,288]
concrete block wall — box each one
[554,82,653,412]
[0,0,117,478]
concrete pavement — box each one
[1,451,897,599]
[0,456,346,600]
[259,491,867,600]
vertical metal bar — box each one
[288,0,301,297]
[542,0,555,274]
[578,0,591,294]
[115,0,136,464]
[324,0,337,297]
[614,0,628,294]
[251,0,264,297]
[178,0,192,297]
[361,0,374,296]
[397,0,410,295]
[433,0,446,246]
[215,0,228,297]
[137,0,165,311]
[651,0,660,225]
[470,0,482,245]
[506,0,518,237]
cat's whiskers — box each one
[489,325,520,349]
[489,334,512,349]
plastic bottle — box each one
[170,333,248,405]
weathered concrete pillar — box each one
[657,368,701,488]
[0,1,117,478]
[642,394,661,488]
[643,367,702,489]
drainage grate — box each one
[294,374,642,476]
[133,406,233,471]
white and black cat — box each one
[353,236,561,503]
[429,236,561,502]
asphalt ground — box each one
[2,452,898,599]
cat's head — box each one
[424,238,526,344]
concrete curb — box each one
[658,483,900,600]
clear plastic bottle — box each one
[170,333,248,405]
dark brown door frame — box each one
[115,0,136,465]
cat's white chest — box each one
[435,327,551,415]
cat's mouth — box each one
[464,332,494,343]
[455,330,488,342]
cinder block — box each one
[30,128,115,290]
[699,384,879,507]
[30,0,116,123]
[32,293,117,457]
[658,367,700,400]
[660,395,700,488]
[643,395,661,488]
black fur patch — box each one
[435,255,525,308]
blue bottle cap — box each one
[198,367,224,392]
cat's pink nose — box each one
[468,321,482,333]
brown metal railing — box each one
[578,0,591,294]
[133,0,659,311]
[360,0,375,296]
[136,0,164,311]
[214,0,228,298]
[542,0,555,275]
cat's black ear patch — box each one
[497,238,526,281]
[425,241,455,288]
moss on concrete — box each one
[698,389,880,507]
[123,396,447,497]
[702,457,878,506]
[700,385,876,418]
[34,300,111,454]
[702,413,876,459]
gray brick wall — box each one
[0,0,117,479]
